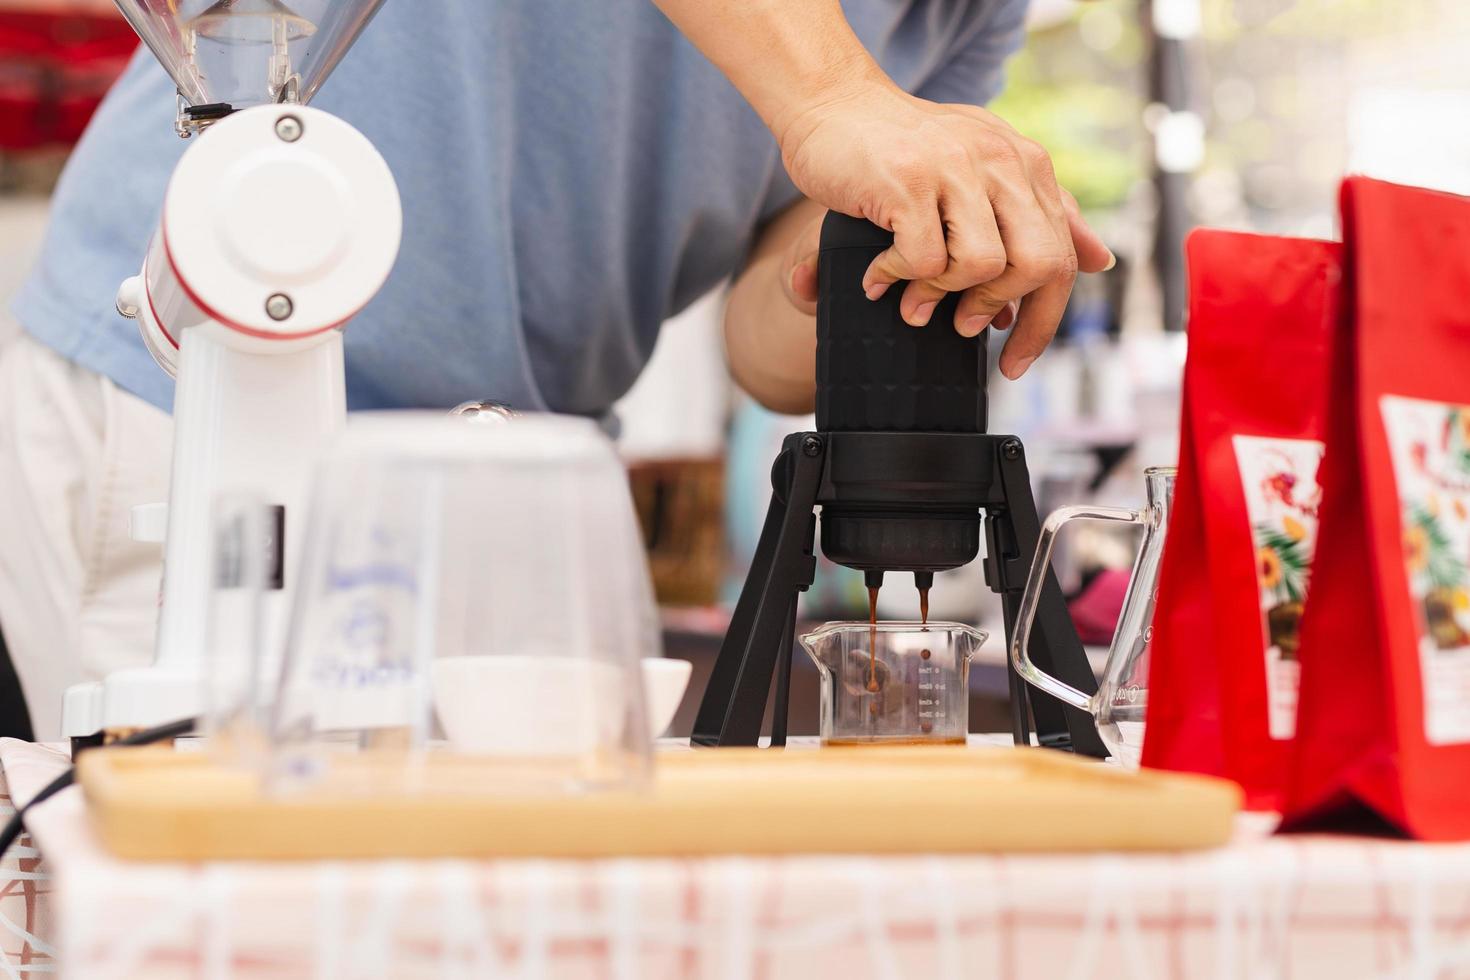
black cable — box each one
[114,718,197,748]
[0,770,74,859]
[0,717,197,862]
[0,624,33,742]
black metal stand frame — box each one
[691,430,1107,757]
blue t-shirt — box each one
[14,0,1027,414]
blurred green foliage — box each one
[987,0,1462,227]
[988,1,1146,212]
[1205,0,1429,39]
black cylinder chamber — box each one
[814,213,990,574]
[816,213,987,433]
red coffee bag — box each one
[1285,178,1470,840]
[1144,229,1340,810]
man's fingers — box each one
[779,214,825,315]
[1013,139,1082,314]
[990,179,1079,379]
[861,203,947,301]
[1060,187,1114,274]
[896,190,1006,327]
[949,181,1069,319]
[971,154,1078,372]
[897,279,946,326]
[998,274,1074,380]
[970,299,1017,337]
[953,283,1009,337]
[934,188,1007,289]
[783,252,819,315]
[1005,142,1111,278]
[850,124,1106,362]
[951,251,1067,335]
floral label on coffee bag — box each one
[1381,395,1470,745]
[1234,435,1325,740]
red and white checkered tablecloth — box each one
[0,744,53,977]
[5,737,1470,980]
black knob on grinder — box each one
[815,212,989,575]
[816,213,987,433]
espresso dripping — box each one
[866,579,932,693]
[866,585,880,692]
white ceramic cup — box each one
[431,655,692,754]
[641,657,693,739]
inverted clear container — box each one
[201,493,278,766]
[114,0,387,108]
[801,622,985,746]
[267,413,659,796]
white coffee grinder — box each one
[62,0,402,741]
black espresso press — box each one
[692,212,1107,756]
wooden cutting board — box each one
[79,745,1241,861]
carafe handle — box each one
[1008,505,1145,710]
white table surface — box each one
[4,736,1470,980]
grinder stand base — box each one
[692,432,1106,757]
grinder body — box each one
[61,103,402,740]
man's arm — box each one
[723,198,826,416]
[653,0,1112,380]
[648,0,885,150]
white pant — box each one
[0,335,172,738]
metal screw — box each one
[265,293,294,321]
[275,115,303,142]
[1002,439,1022,461]
[801,435,823,457]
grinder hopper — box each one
[114,0,385,110]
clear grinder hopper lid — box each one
[113,0,386,109]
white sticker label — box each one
[1381,395,1470,745]
[1233,435,1326,740]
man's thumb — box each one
[781,217,825,314]
[784,250,819,314]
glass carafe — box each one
[1010,467,1175,766]
[801,622,987,746]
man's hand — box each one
[652,0,1111,381]
[776,81,1114,380]
[777,203,1028,354]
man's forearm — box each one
[723,199,828,414]
[650,0,889,147]
[654,0,865,412]
[724,252,818,416]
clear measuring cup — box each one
[800,622,986,746]
[1010,466,1176,766]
